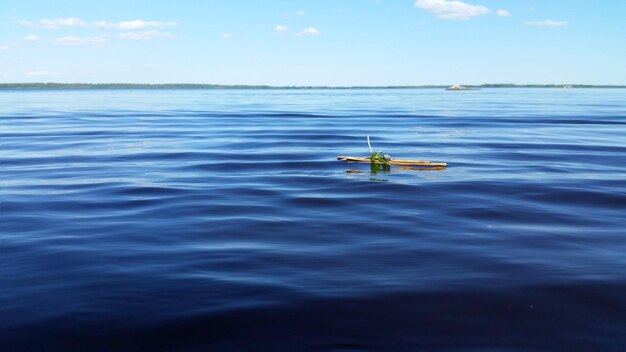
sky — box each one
[1,0,625,85]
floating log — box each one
[346,166,446,173]
[337,156,447,168]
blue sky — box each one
[1,0,625,85]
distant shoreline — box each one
[1,83,625,90]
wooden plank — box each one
[337,156,447,167]
[346,166,446,173]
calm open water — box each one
[1,88,625,351]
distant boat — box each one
[446,85,480,91]
[563,84,573,89]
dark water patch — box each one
[3,282,625,351]
[524,185,626,209]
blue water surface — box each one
[1,88,625,351]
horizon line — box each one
[2,83,626,89]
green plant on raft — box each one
[370,151,391,173]
[367,135,391,173]
[370,151,390,166]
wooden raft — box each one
[337,156,447,168]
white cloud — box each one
[25,34,40,41]
[54,35,108,46]
[42,17,86,28]
[220,33,234,39]
[19,18,177,31]
[26,70,52,76]
[525,20,569,27]
[496,9,510,17]
[93,20,177,30]
[415,0,490,20]
[274,25,289,34]
[298,27,320,36]
[19,17,87,29]
[295,10,306,17]
[119,30,176,40]
[0,45,9,52]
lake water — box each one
[1,88,625,351]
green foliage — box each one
[370,151,391,174]
[370,151,390,166]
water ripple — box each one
[1,88,625,350]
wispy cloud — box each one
[25,34,40,41]
[19,17,86,29]
[93,20,177,30]
[0,45,9,52]
[282,10,307,19]
[525,20,569,27]
[275,25,320,37]
[297,28,320,36]
[42,17,86,28]
[17,20,32,26]
[415,0,490,20]
[18,18,177,31]
[54,35,108,46]
[26,70,53,76]
[274,25,289,34]
[220,33,234,39]
[141,63,174,68]
[119,30,176,40]
[496,9,510,17]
